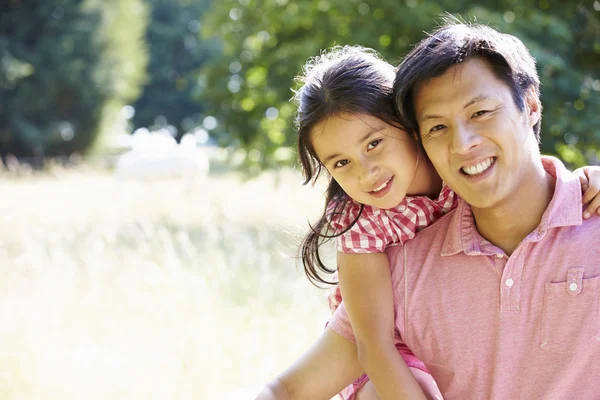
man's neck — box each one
[471,162,555,256]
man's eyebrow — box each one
[419,95,492,121]
[321,126,385,165]
[462,95,491,109]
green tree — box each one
[0,0,148,159]
[131,0,219,139]
[199,0,600,171]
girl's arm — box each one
[574,165,600,219]
[337,251,427,400]
[254,326,364,400]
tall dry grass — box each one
[0,165,335,399]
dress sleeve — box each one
[326,200,388,253]
[327,300,356,344]
[328,302,429,373]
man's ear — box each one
[524,86,541,128]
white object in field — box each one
[115,130,209,183]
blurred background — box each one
[0,0,598,398]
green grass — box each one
[0,165,335,399]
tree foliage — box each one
[131,0,219,139]
[0,0,149,158]
[199,0,600,170]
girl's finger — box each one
[574,168,589,194]
[582,185,600,206]
[585,172,600,204]
[584,193,600,219]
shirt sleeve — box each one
[328,300,422,373]
[326,200,388,253]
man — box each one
[328,21,600,398]
[256,22,600,400]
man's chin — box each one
[455,187,502,210]
[466,194,504,210]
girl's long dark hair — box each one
[292,46,406,287]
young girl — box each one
[257,45,600,400]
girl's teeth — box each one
[462,158,493,176]
[373,179,390,192]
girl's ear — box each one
[524,86,541,128]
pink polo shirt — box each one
[329,157,600,399]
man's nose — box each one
[450,122,483,155]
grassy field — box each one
[0,163,336,399]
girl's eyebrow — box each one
[322,152,342,165]
[321,127,385,165]
[357,127,385,144]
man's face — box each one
[413,57,541,209]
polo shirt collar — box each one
[441,156,582,257]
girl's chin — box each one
[360,190,404,209]
[374,198,403,210]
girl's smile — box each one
[369,176,394,198]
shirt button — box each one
[505,278,514,288]
[398,206,406,212]
[496,254,504,259]
[569,282,578,292]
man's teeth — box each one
[462,158,494,176]
[373,178,390,192]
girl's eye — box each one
[367,139,382,150]
[334,159,349,168]
[472,110,489,118]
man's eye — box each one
[472,110,490,118]
[367,139,382,150]
[334,159,349,168]
[430,125,446,133]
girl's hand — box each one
[254,381,289,400]
[574,166,600,219]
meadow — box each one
[0,160,335,399]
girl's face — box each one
[310,112,421,209]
